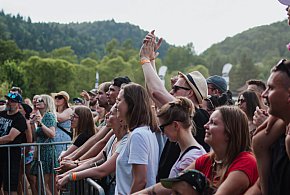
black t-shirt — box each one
[0,110,27,144]
[73,132,92,148]
[268,135,290,195]
[156,108,210,182]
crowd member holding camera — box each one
[30,95,58,195]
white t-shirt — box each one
[115,126,159,195]
[169,145,206,178]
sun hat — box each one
[207,75,227,93]
[178,71,208,104]
[52,91,70,108]
[160,170,208,193]
[278,0,290,5]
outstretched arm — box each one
[140,35,175,108]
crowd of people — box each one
[0,1,290,195]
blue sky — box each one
[1,0,288,53]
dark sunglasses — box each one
[55,95,64,100]
[237,98,246,104]
[159,121,172,133]
[273,59,290,77]
[36,99,44,103]
[172,85,191,93]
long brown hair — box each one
[73,106,96,140]
[122,83,157,131]
[210,106,251,186]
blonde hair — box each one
[40,94,57,119]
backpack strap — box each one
[178,146,200,161]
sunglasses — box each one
[172,85,191,93]
[159,121,172,133]
[36,99,44,103]
[55,95,64,100]
[237,98,246,104]
[70,114,79,120]
[7,93,17,99]
[273,59,290,77]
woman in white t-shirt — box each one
[134,96,206,194]
[115,83,159,195]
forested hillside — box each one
[0,10,289,98]
[0,10,170,59]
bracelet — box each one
[140,58,150,65]
[150,57,155,61]
[72,172,77,181]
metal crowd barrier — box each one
[61,178,105,195]
[0,141,71,195]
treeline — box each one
[0,11,290,99]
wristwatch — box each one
[37,122,43,127]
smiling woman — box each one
[184,106,258,195]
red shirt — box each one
[195,151,258,187]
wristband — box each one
[140,58,150,65]
[72,172,77,181]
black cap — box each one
[160,170,207,193]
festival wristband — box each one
[140,58,150,65]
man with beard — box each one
[245,59,290,195]
[0,92,27,195]
[58,82,113,164]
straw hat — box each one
[178,71,208,104]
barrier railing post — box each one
[8,147,11,195]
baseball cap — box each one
[73,97,84,104]
[207,75,227,93]
[178,71,208,104]
[278,0,290,5]
[161,170,208,193]
[88,89,98,96]
[5,92,23,103]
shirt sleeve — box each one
[73,133,90,147]
[13,113,27,133]
[128,132,149,165]
[227,152,258,186]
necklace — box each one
[214,159,223,164]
